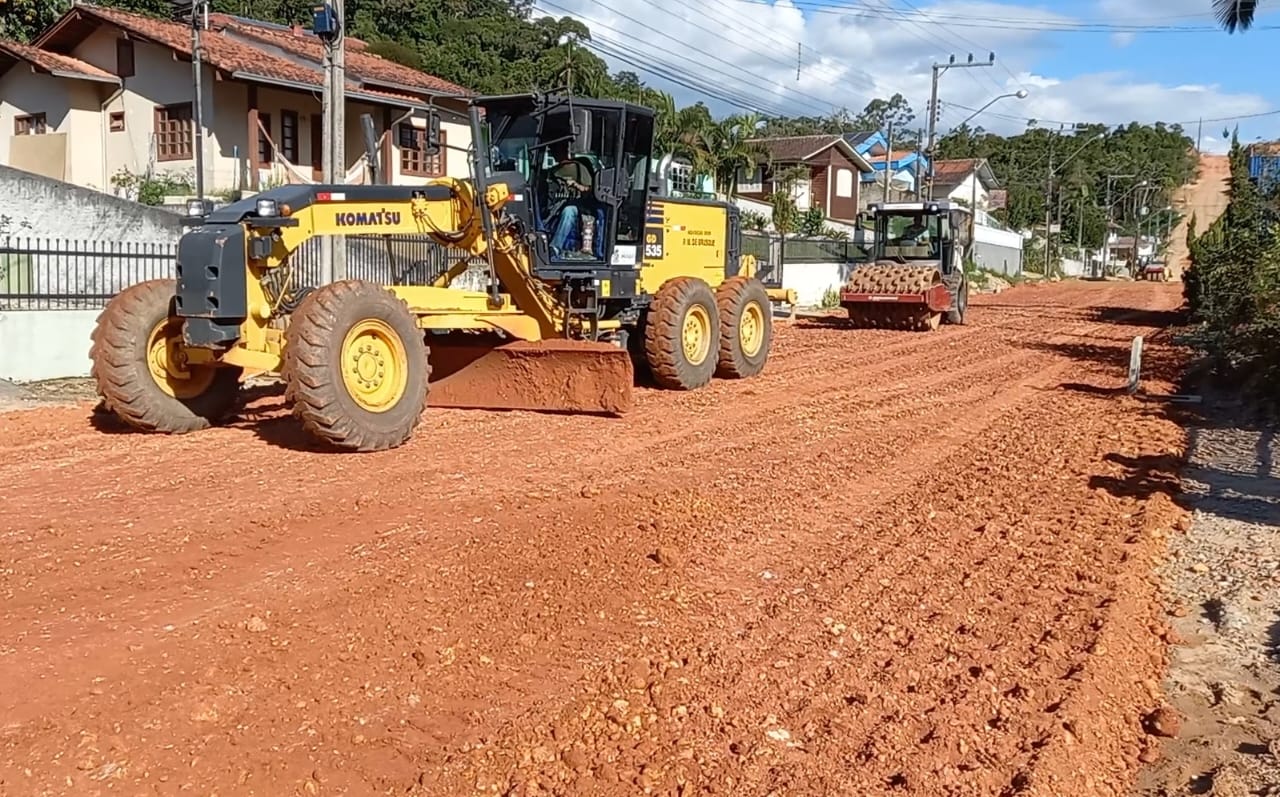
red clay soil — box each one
[0,282,1191,796]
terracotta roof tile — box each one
[216,18,470,96]
[0,38,116,81]
[748,135,841,162]
[38,4,467,103]
[931,158,982,180]
[70,5,328,87]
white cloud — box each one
[1110,31,1135,46]
[533,0,1271,141]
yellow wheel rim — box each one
[681,303,712,366]
[340,319,409,413]
[146,317,214,399]
[739,300,765,357]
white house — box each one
[0,3,474,197]
[928,158,999,210]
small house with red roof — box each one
[737,134,875,222]
[0,2,473,195]
[926,158,1000,210]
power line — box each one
[725,0,1280,33]
[942,100,1280,129]
[545,0,845,117]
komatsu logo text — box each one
[335,209,402,226]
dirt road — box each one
[0,281,1191,796]
[1166,153,1231,280]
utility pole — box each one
[190,0,207,205]
[883,120,893,202]
[318,0,346,282]
[924,52,995,200]
[1043,146,1053,276]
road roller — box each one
[840,200,970,330]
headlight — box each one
[256,198,279,217]
[185,198,206,217]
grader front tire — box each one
[643,276,720,390]
[282,280,431,452]
[89,278,242,433]
[715,276,772,379]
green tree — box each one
[1212,0,1258,32]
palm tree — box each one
[1213,0,1258,32]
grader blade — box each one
[426,335,634,415]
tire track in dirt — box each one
[412,304,1179,794]
[0,284,1115,662]
[0,328,1051,734]
[0,282,1183,797]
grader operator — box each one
[89,93,788,451]
[839,200,971,330]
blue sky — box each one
[533,0,1279,151]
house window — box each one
[258,112,272,167]
[667,159,696,195]
[738,166,763,193]
[109,111,125,132]
[154,103,192,161]
[14,113,47,135]
[281,110,298,164]
[398,123,444,177]
[116,39,134,78]
[835,168,853,198]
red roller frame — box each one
[840,283,952,313]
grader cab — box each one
[840,200,970,330]
[90,93,787,451]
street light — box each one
[955,88,1029,129]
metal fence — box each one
[1,230,867,311]
[0,234,475,311]
[0,237,177,310]
[741,231,870,288]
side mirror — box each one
[570,107,592,156]
[423,110,442,155]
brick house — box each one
[737,134,875,222]
[0,3,472,195]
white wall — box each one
[782,261,852,307]
[0,69,108,187]
[0,309,97,381]
[946,172,990,209]
[0,163,181,241]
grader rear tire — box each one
[89,278,241,433]
[715,276,772,379]
[643,276,720,390]
[282,280,430,452]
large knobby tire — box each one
[945,276,969,325]
[282,280,430,452]
[90,278,242,433]
[714,276,772,379]
[642,276,720,390]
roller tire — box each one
[642,276,720,391]
[945,276,968,325]
[714,276,772,379]
[89,278,242,434]
[282,280,430,452]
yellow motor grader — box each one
[89,93,792,451]
[840,200,971,330]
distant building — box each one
[0,3,472,196]
[737,134,875,222]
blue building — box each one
[843,131,930,201]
